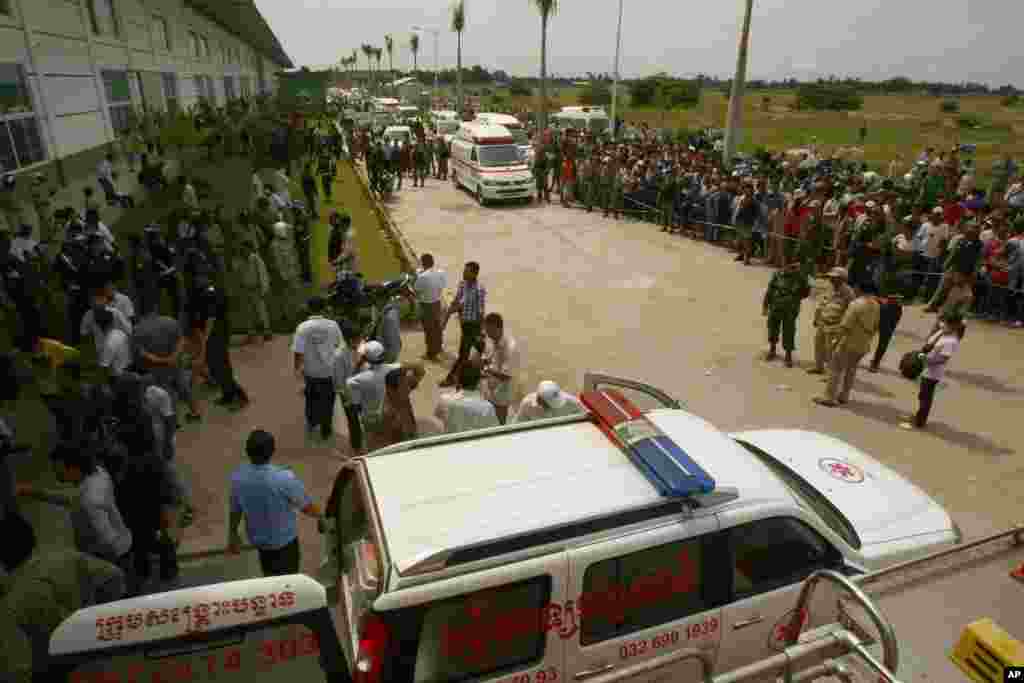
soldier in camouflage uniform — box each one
[657,167,678,231]
[413,140,430,188]
[608,159,625,219]
[762,260,812,367]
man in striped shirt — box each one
[440,261,487,388]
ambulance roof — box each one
[365,409,791,576]
[49,575,325,655]
[456,122,515,145]
[476,113,522,127]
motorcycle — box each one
[328,271,413,338]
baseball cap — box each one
[537,380,567,408]
[362,340,385,362]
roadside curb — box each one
[350,160,419,273]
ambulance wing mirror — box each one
[583,372,683,411]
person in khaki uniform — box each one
[29,174,58,246]
[237,240,272,344]
[808,267,855,376]
[814,281,881,407]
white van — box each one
[450,122,534,205]
[553,106,611,135]
[475,112,531,161]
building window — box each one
[152,16,170,50]
[101,69,134,136]
[87,0,119,37]
[0,64,46,171]
[223,76,236,101]
[161,72,179,113]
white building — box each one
[0,0,291,176]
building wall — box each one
[0,0,284,176]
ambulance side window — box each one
[413,577,550,683]
[729,517,841,600]
[580,537,707,646]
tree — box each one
[795,83,863,111]
[385,35,395,90]
[530,0,558,130]
[409,33,420,73]
[451,0,467,116]
[579,80,611,106]
[654,79,700,125]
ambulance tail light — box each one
[354,613,389,683]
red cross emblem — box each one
[819,458,865,483]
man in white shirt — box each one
[94,281,135,323]
[291,296,343,440]
[94,308,132,377]
[81,301,132,356]
[414,253,447,360]
[921,206,950,265]
[346,341,400,447]
[479,313,519,425]
[434,363,499,435]
[513,380,584,424]
[83,209,115,253]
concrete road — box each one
[164,170,1023,586]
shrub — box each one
[578,81,611,106]
[940,99,960,113]
[795,83,863,111]
[1002,94,1021,107]
[956,113,984,129]
[508,80,532,96]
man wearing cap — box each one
[346,340,400,448]
[292,296,343,441]
[808,267,854,375]
[513,381,584,423]
[814,281,880,408]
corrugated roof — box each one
[185,0,293,68]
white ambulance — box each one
[553,106,611,135]
[450,121,535,206]
[475,112,532,162]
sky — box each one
[254,0,1024,88]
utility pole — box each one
[609,0,624,141]
[723,0,754,168]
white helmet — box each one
[273,221,290,239]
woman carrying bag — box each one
[900,313,965,431]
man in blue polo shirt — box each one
[228,430,323,576]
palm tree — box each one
[409,33,420,75]
[385,35,395,91]
[451,0,467,116]
[374,48,384,93]
[361,44,374,90]
[530,0,558,130]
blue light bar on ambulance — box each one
[581,389,716,498]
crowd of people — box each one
[0,96,358,680]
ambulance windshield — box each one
[479,145,522,167]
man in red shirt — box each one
[942,195,964,229]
